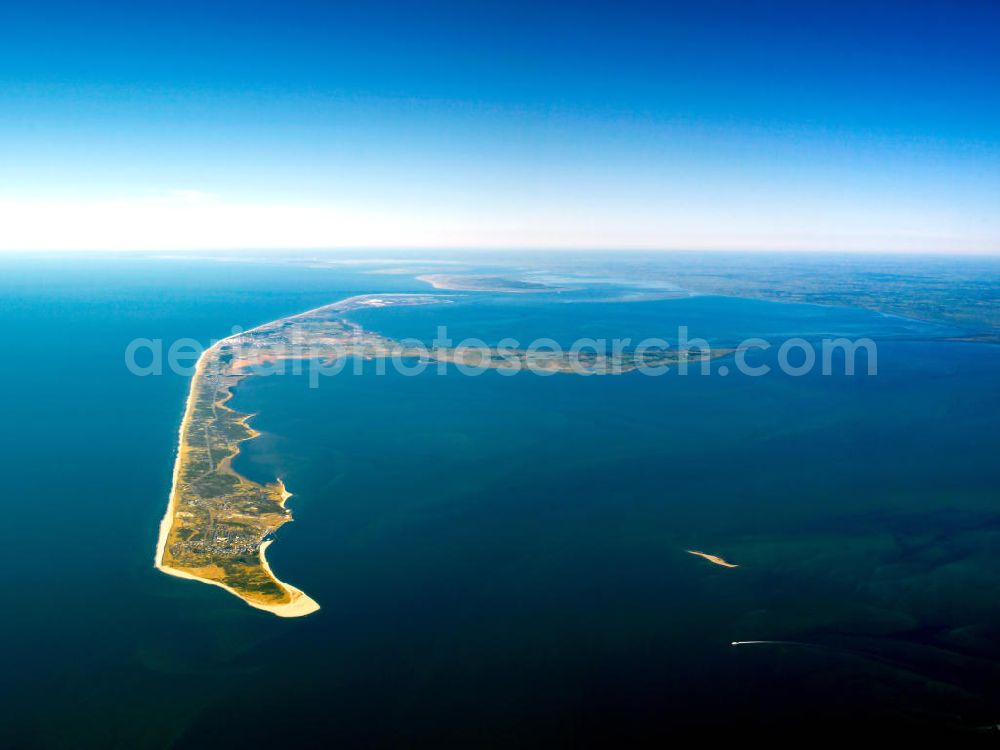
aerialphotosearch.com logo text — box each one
[125,326,878,383]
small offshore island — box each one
[157,294,731,616]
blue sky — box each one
[1,0,998,252]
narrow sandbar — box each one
[686,549,739,568]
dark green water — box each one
[1,255,998,745]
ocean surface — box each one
[1,254,999,745]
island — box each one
[687,549,739,568]
[416,273,565,293]
[157,294,732,616]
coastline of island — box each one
[417,273,566,293]
[155,293,733,617]
[687,549,739,568]
[154,294,453,617]
[155,332,321,617]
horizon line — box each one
[1,246,998,258]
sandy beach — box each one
[686,549,739,568]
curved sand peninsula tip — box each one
[686,549,739,568]
[417,273,565,293]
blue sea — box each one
[1,253,998,745]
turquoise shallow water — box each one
[1,254,998,745]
